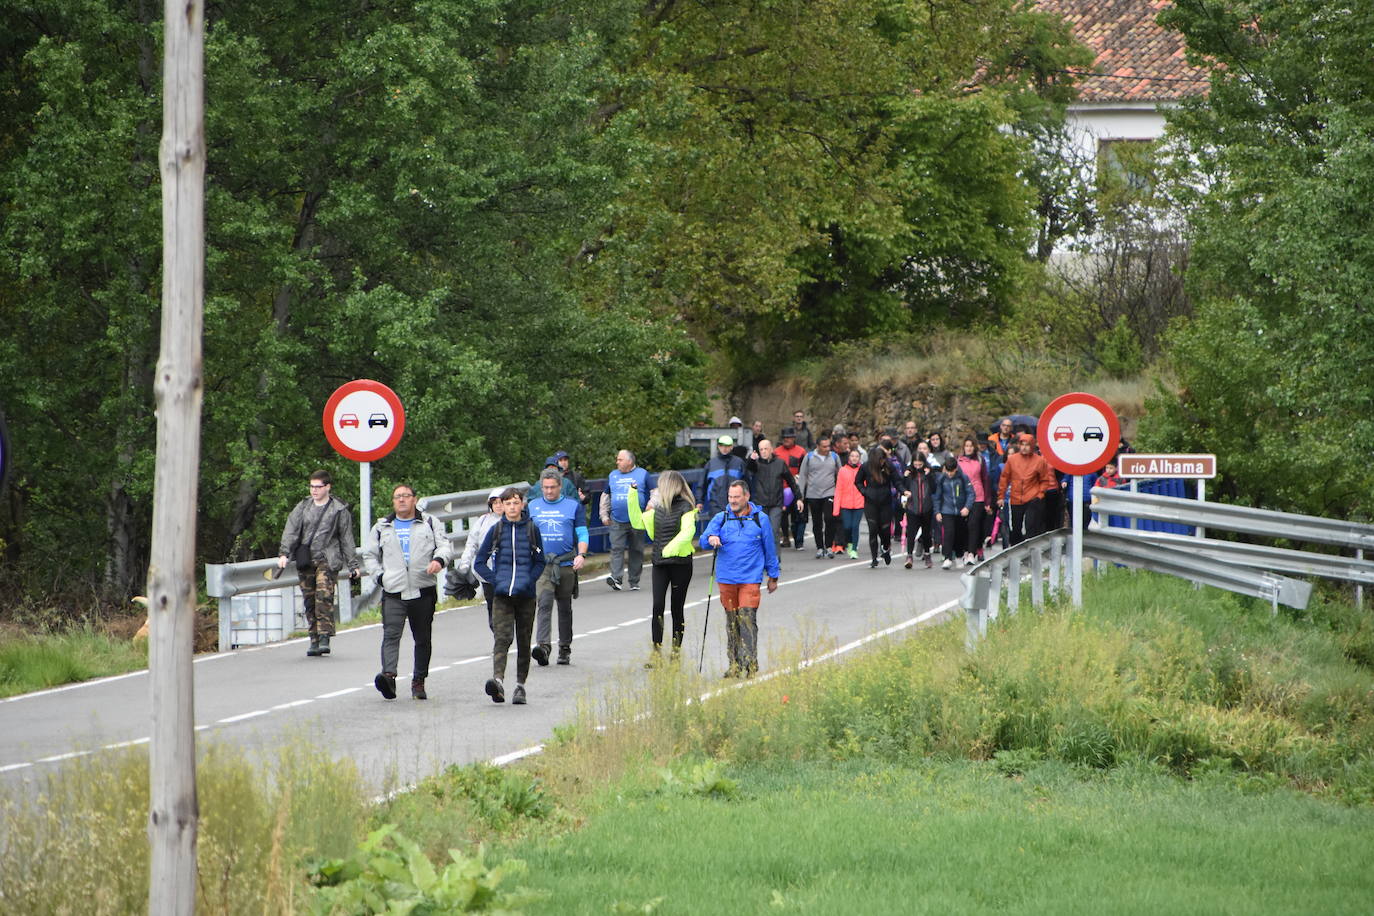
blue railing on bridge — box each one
[1100,477,1194,536]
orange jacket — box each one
[997,451,1057,506]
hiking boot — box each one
[318,635,331,656]
[512,684,527,705]
[904,557,913,570]
[374,672,397,700]
[531,644,551,667]
[882,550,891,566]
[941,558,953,570]
[869,558,879,568]
[484,678,505,703]
[306,636,321,657]
[723,664,740,679]
[605,575,622,591]
[411,677,427,700]
[923,553,933,569]
[557,647,571,665]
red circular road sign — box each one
[322,379,405,462]
[1037,392,1120,476]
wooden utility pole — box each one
[148,0,204,911]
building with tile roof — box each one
[1036,0,1210,167]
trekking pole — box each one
[698,548,718,674]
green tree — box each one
[1142,0,1374,517]
[0,0,703,604]
[577,0,1086,391]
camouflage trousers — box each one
[298,566,337,637]
[724,607,758,677]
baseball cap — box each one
[543,455,559,467]
[781,427,796,438]
[728,416,742,426]
[488,487,504,502]
[717,435,734,446]
[554,450,569,460]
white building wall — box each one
[1065,102,1170,163]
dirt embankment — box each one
[729,378,1023,444]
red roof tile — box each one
[1035,0,1210,103]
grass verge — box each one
[509,756,1373,914]
[0,626,149,699]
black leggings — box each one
[904,510,932,556]
[650,562,694,647]
[864,500,893,560]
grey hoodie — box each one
[797,449,841,500]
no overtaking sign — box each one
[1037,392,1120,476]
[323,379,405,463]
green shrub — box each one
[307,825,546,914]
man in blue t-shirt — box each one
[527,468,589,665]
[600,449,650,591]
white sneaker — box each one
[941,558,953,570]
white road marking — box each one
[3,554,955,774]
[217,709,270,724]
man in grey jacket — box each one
[363,483,454,700]
[277,469,361,657]
[797,436,842,557]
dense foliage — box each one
[0,0,1083,604]
[1142,0,1374,518]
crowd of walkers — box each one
[276,409,1127,705]
[708,410,1128,572]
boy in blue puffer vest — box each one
[475,488,546,705]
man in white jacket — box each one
[363,483,454,700]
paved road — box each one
[0,543,964,795]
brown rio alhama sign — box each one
[1117,454,1216,479]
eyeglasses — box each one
[309,483,327,489]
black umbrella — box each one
[989,413,1040,436]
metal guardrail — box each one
[1093,487,1374,550]
[959,529,1311,650]
[207,482,529,650]
[1119,530,1374,586]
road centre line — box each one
[0,550,903,706]
[4,554,946,774]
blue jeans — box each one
[838,508,863,550]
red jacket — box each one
[997,452,1057,506]
[774,443,808,484]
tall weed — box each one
[0,740,369,914]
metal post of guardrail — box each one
[1049,535,1062,593]
[1358,549,1365,610]
[1030,547,1044,607]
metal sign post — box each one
[1072,475,1085,605]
